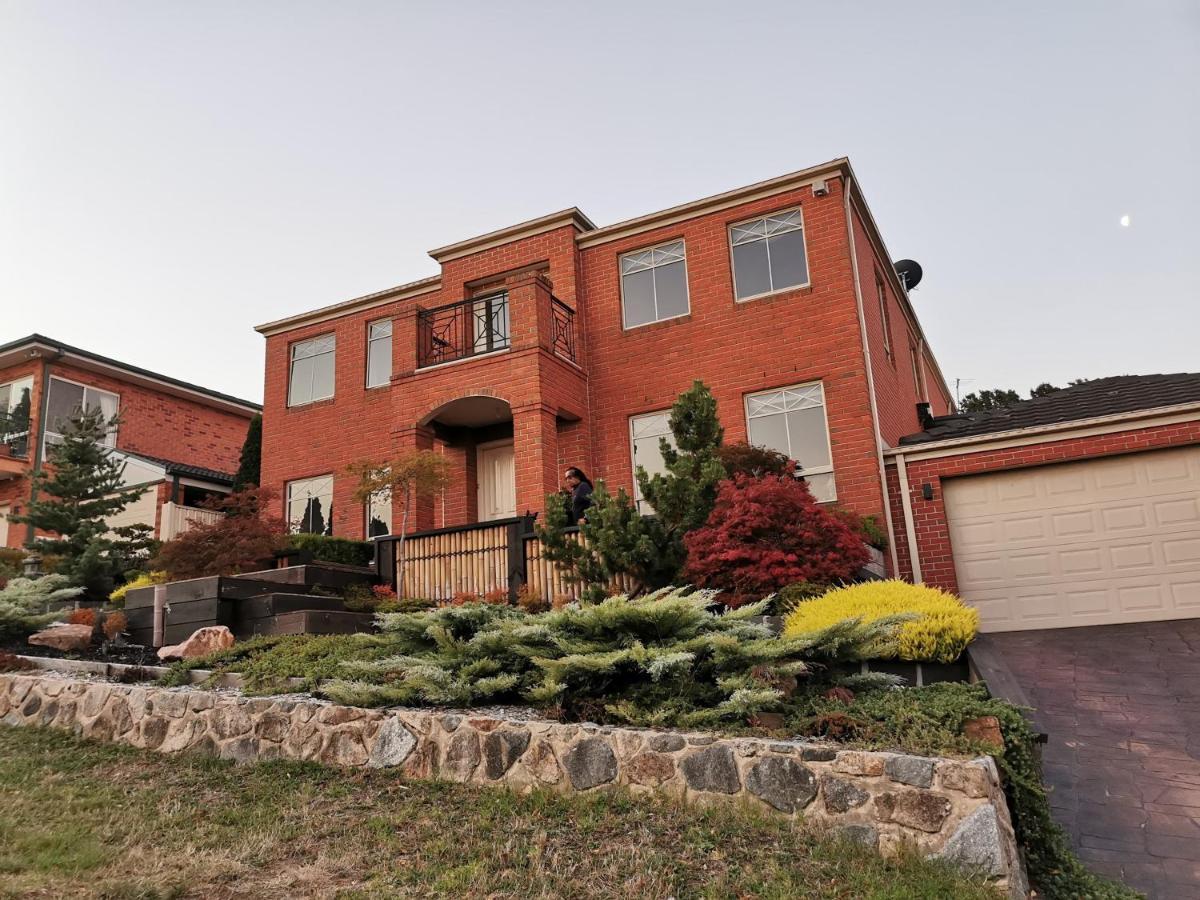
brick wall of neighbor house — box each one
[889,420,1200,591]
[258,161,953,546]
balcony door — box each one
[477,440,516,522]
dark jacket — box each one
[567,481,593,525]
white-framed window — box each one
[876,272,893,359]
[620,240,690,328]
[365,319,392,389]
[286,474,333,535]
[729,208,810,300]
[629,411,675,513]
[0,376,33,457]
[288,334,336,406]
[910,346,926,402]
[43,376,119,456]
[744,382,836,502]
[365,486,391,538]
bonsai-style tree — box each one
[348,450,451,588]
[153,487,288,580]
[537,380,726,601]
[11,407,155,598]
[232,413,262,490]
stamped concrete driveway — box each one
[985,621,1200,899]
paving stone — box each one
[745,757,816,812]
[563,737,618,790]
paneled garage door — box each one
[944,445,1200,632]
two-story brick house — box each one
[255,158,953,575]
[0,335,262,549]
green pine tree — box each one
[10,407,155,598]
[232,414,262,490]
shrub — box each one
[287,533,374,567]
[0,575,80,640]
[153,488,288,580]
[66,607,97,627]
[774,581,829,616]
[832,509,888,551]
[717,442,792,478]
[341,583,376,613]
[375,596,435,614]
[0,651,36,672]
[516,585,550,614]
[109,570,167,607]
[102,610,127,641]
[683,473,869,606]
[784,580,979,663]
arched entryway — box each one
[420,395,515,525]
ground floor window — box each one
[629,411,675,513]
[365,487,391,538]
[744,382,837,502]
[286,475,333,535]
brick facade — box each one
[257,160,953,549]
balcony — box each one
[0,432,29,480]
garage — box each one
[943,446,1200,632]
[888,374,1200,633]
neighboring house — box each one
[0,335,262,549]
[888,375,1200,632]
[256,157,953,555]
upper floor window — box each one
[288,334,335,406]
[730,208,809,300]
[44,377,118,455]
[744,382,836,502]
[365,320,392,388]
[620,240,689,328]
[0,376,33,457]
[629,411,675,513]
[286,474,333,535]
[876,273,893,359]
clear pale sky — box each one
[2,1,1197,405]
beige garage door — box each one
[944,445,1200,632]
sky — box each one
[1,1,1197,405]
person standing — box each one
[563,467,593,525]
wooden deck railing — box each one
[373,516,635,604]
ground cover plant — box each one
[0,575,79,640]
[0,724,1002,900]
[784,581,980,663]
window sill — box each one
[734,282,813,304]
[621,312,692,333]
[286,397,337,411]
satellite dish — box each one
[894,259,923,291]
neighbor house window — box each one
[288,334,336,406]
[620,240,689,328]
[286,475,333,535]
[365,487,391,538]
[43,377,119,456]
[876,273,893,359]
[730,208,809,300]
[0,376,33,457]
[629,411,675,513]
[365,319,392,388]
[744,382,836,502]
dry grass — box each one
[0,725,1000,899]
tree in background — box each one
[10,408,155,598]
[232,413,262,490]
[153,487,288,580]
[348,450,451,589]
[960,379,1091,413]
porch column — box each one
[392,424,437,532]
[511,403,560,520]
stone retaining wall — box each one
[0,672,1027,896]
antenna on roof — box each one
[894,259,923,291]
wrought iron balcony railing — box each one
[551,298,577,364]
[417,292,510,368]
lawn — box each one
[0,725,1000,900]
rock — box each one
[440,714,462,732]
[646,733,686,753]
[441,729,481,780]
[745,757,817,812]
[935,806,1007,877]
[482,729,530,779]
[799,745,837,762]
[21,694,41,718]
[526,740,562,784]
[625,752,675,787]
[680,744,741,795]
[210,705,252,740]
[687,735,714,746]
[220,736,260,764]
[316,705,364,725]
[321,729,368,767]
[140,716,169,750]
[368,717,417,768]
[963,716,1004,749]
[938,761,992,798]
[832,750,886,777]
[886,754,936,788]
[28,624,93,652]
[156,626,234,661]
[835,824,879,849]
[255,714,291,744]
[875,789,953,833]
[563,737,618,790]
[821,775,870,813]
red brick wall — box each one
[891,420,1200,592]
[0,361,41,547]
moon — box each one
[1120,214,1131,227]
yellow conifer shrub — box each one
[783,580,979,663]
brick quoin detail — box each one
[890,421,1200,593]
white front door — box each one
[0,506,9,547]
[477,442,516,521]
